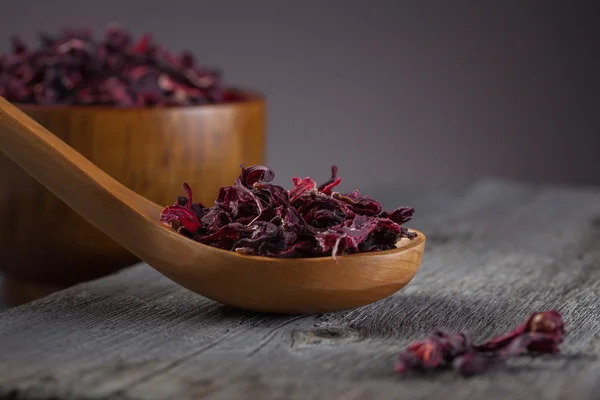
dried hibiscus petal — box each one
[474,310,565,353]
[395,310,565,377]
[289,177,317,203]
[333,191,383,216]
[160,183,203,236]
[317,165,341,195]
[0,24,232,107]
[160,165,416,258]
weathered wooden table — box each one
[1,180,599,400]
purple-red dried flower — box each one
[160,165,417,258]
[474,310,565,353]
[0,24,235,107]
[395,330,472,373]
[395,310,565,377]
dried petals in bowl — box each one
[0,23,240,107]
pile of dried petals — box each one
[160,165,417,258]
[0,24,233,107]
[395,310,565,377]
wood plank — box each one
[0,180,599,400]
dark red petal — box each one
[380,206,415,225]
[289,177,316,202]
[317,165,341,194]
[132,33,153,54]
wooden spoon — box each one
[0,97,425,314]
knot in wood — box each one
[291,327,361,348]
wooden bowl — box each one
[0,89,265,306]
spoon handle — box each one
[0,96,161,252]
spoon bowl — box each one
[0,96,425,314]
[141,207,424,313]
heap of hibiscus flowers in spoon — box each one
[160,165,417,258]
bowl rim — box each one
[14,86,265,113]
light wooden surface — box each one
[0,179,599,399]
[0,97,425,313]
[0,91,265,305]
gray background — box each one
[1,0,598,192]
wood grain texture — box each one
[0,180,599,399]
[0,90,265,305]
